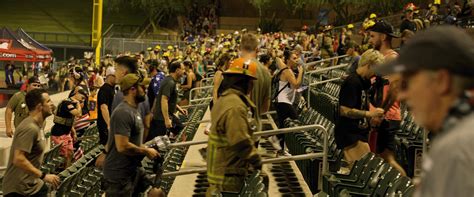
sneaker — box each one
[337,167,350,175]
[267,136,282,151]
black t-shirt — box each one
[51,99,77,136]
[97,83,115,130]
[153,76,178,121]
[336,73,370,134]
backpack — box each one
[271,67,289,106]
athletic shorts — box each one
[51,134,74,159]
[376,120,400,153]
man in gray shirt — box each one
[103,73,159,196]
[375,26,474,197]
[2,89,60,196]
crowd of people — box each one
[182,0,219,38]
[3,1,474,196]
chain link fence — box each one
[102,38,187,55]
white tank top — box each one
[277,80,296,104]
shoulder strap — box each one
[238,94,256,115]
[272,68,291,100]
[276,67,289,77]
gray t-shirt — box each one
[111,86,123,112]
[138,96,151,121]
[415,113,474,197]
[2,117,46,195]
[112,89,149,119]
[103,101,144,181]
[153,76,178,121]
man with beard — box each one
[2,89,60,196]
[368,21,407,176]
[103,73,160,196]
[368,21,399,61]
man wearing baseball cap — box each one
[368,20,399,60]
[103,73,158,196]
[375,26,474,196]
[368,20,407,176]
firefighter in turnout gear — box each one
[206,58,262,196]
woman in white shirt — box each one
[270,50,303,156]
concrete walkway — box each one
[168,109,313,196]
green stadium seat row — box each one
[321,153,414,197]
[191,170,267,197]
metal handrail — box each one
[307,77,344,105]
[305,55,348,68]
[164,124,329,187]
[305,63,349,75]
[200,77,214,86]
[189,85,214,103]
[304,63,348,91]
[184,119,211,125]
[180,103,210,109]
[162,153,323,178]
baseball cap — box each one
[375,26,474,77]
[368,20,399,38]
[106,66,115,76]
[120,73,151,91]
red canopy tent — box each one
[0,27,52,62]
[15,28,53,62]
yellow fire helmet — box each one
[155,45,161,50]
[147,47,153,51]
[347,24,354,29]
[363,20,376,30]
[167,45,173,50]
[163,52,170,57]
[369,13,377,19]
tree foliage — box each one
[250,0,431,25]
